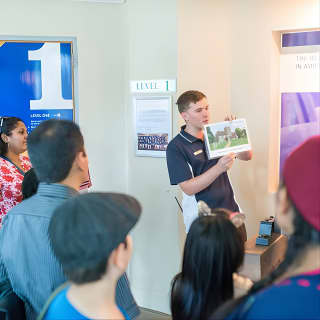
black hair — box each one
[64,259,108,284]
[0,117,24,156]
[176,90,206,113]
[170,214,244,320]
[211,193,320,320]
[55,233,128,284]
[22,168,39,200]
[27,119,84,183]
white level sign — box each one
[130,79,176,93]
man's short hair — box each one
[176,90,206,113]
[49,192,141,284]
[27,119,84,183]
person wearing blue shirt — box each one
[42,192,142,320]
[166,90,252,231]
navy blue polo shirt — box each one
[166,126,239,212]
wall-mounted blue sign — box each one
[0,38,77,132]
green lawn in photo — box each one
[230,137,248,147]
[210,140,228,150]
[210,137,248,151]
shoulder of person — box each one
[233,273,253,291]
[167,135,180,151]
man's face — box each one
[181,97,210,130]
[75,147,89,182]
[3,121,28,154]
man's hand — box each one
[217,153,236,172]
[224,114,236,121]
[237,150,253,161]
[179,153,235,196]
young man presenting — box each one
[166,90,252,231]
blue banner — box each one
[0,41,74,132]
[282,31,320,47]
[280,31,320,174]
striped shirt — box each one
[0,183,139,320]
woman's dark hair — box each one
[22,168,39,200]
[171,214,245,320]
[0,117,24,156]
[211,190,320,320]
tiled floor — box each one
[138,308,171,320]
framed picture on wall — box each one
[0,36,78,132]
[134,96,172,158]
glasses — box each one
[0,117,9,134]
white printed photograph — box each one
[203,119,251,159]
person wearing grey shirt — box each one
[0,119,139,320]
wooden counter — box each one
[239,233,288,282]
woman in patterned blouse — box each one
[0,117,31,224]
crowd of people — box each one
[0,118,138,320]
[0,98,319,320]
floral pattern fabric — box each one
[0,155,31,225]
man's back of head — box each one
[27,119,84,183]
[43,192,142,320]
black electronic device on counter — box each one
[256,217,274,246]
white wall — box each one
[178,0,320,238]
[0,0,128,193]
[229,0,319,237]
[124,0,180,313]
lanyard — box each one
[0,155,25,176]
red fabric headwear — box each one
[283,135,320,231]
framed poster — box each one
[134,96,172,158]
[0,36,78,132]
